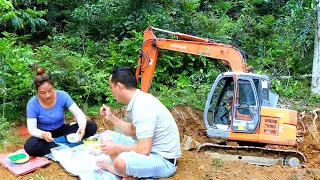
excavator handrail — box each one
[136,26,250,92]
[151,26,213,43]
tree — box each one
[312,0,320,94]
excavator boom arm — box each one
[136,26,249,92]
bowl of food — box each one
[84,137,102,155]
[83,137,99,147]
[66,133,80,143]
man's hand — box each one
[100,104,113,121]
[100,141,118,157]
[100,104,107,116]
[41,131,53,142]
[76,124,86,141]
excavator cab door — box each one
[232,77,260,133]
[204,74,234,139]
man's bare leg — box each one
[100,130,113,142]
[97,155,143,180]
[96,160,115,174]
[100,130,118,160]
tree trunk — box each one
[312,1,320,94]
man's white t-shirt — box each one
[126,89,181,159]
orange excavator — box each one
[135,26,306,166]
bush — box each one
[0,117,10,143]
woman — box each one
[24,68,97,156]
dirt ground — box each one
[1,105,320,180]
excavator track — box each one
[198,143,306,167]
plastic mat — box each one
[0,149,50,176]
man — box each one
[97,66,181,180]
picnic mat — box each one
[0,149,50,176]
[46,135,121,180]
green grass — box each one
[29,174,45,180]
[0,130,26,152]
[212,159,223,167]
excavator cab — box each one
[204,72,272,139]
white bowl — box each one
[66,133,80,143]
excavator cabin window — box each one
[207,76,234,126]
[235,79,256,120]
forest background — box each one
[0,0,319,142]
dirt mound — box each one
[297,110,320,168]
[170,105,208,143]
[170,105,320,167]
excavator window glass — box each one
[253,78,269,105]
[238,80,256,106]
[207,76,234,126]
[260,79,269,101]
[235,79,256,121]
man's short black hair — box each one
[111,66,137,89]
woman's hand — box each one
[41,131,53,142]
[76,124,86,141]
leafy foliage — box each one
[0,117,10,143]
[0,0,47,35]
[0,32,36,121]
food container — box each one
[83,137,102,155]
[8,153,29,164]
[83,137,99,147]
